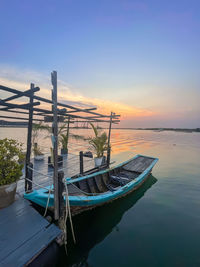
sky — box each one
[0,0,200,128]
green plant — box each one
[33,143,43,156]
[32,122,48,156]
[60,133,69,150]
[89,123,108,158]
[0,138,24,186]
[43,120,85,153]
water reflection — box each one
[58,175,157,267]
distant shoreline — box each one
[0,125,200,133]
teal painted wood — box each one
[0,197,61,267]
[24,155,158,208]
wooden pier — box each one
[17,153,95,195]
[0,195,62,266]
[0,70,120,265]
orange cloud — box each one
[0,69,154,120]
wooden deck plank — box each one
[123,156,154,173]
[0,196,61,266]
[95,175,106,192]
[1,224,60,267]
[87,178,97,193]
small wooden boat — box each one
[24,154,158,215]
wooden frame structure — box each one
[0,71,120,220]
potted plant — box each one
[60,134,68,154]
[58,123,69,155]
[32,123,46,160]
[0,138,24,209]
[58,121,85,155]
[89,123,108,167]
[33,143,44,161]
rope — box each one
[27,165,53,179]
[24,177,53,191]
[63,179,76,244]
[43,186,53,217]
[60,179,76,255]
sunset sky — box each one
[0,0,200,128]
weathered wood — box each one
[58,171,65,218]
[0,197,61,266]
[102,172,109,184]
[93,176,101,192]
[51,71,59,220]
[33,95,98,114]
[79,151,84,175]
[123,156,154,173]
[107,111,113,166]
[25,83,34,192]
[87,178,97,194]
[0,99,40,110]
[95,175,107,192]
[66,116,70,149]
[33,95,120,119]
[27,162,33,192]
[0,84,39,98]
[0,115,43,122]
[44,115,65,123]
[78,179,90,193]
[2,86,40,102]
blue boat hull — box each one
[24,154,158,214]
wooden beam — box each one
[33,94,119,119]
[0,109,48,117]
[0,100,40,110]
[84,114,120,119]
[0,115,43,122]
[69,119,120,123]
[33,95,98,114]
[2,87,40,102]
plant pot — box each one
[34,154,44,161]
[61,148,68,155]
[83,151,93,158]
[94,157,103,167]
[48,155,63,168]
[0,182,17,209]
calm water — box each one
[1,128,200,266]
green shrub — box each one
[0,138,24,186]
[88,123,108,158]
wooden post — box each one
[27,162,33,192]
[107,112,113,166]
[66,116,70,152]
[79,151,84,175]
[25,83,34,192]
[51,71,59,220]
[58,171,65,218]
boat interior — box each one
[67,156,155,196]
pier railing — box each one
[0,70,120,221]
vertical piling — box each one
[79,151,84,175]
[27,162,33,192]
[107,111,113,167]
[51,71,59,220]
[25,83,34,192]
[58,171,65,218]
[66,116,70,152]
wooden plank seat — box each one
[123,156,154,173]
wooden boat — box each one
[24,154,158,215]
